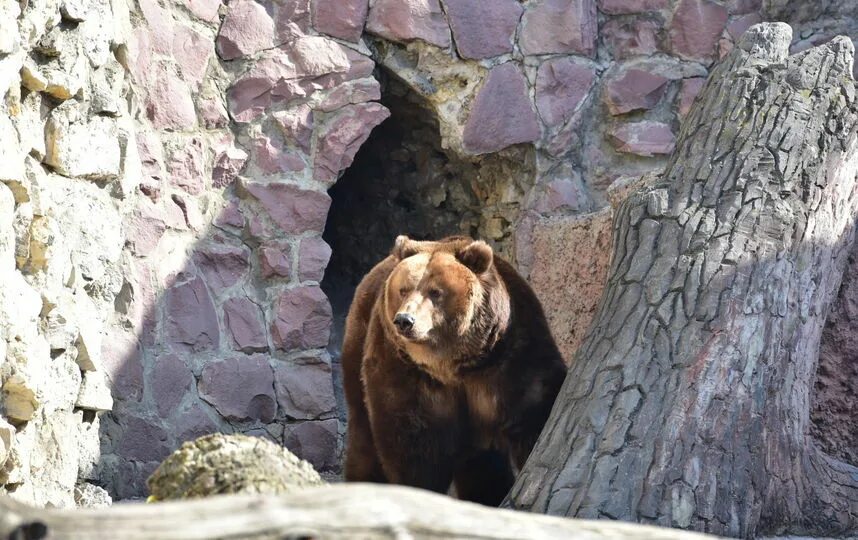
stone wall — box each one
[1,0,856,506]
[0,0,133,507]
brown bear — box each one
[341,235,566,506]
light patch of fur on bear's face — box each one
[384,251,481,346]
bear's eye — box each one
[398,287,410,297]
[428,288,443,301]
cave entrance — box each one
[320,66,537,434]
[320,71,480,418]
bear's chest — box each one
[465,383,500,427]
[463,379,506,450]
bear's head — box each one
[382,235,510,374]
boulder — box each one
[147,433,325,500]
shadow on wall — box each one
[97,57,535,498]
[95,1,539,499]
[95,27,392,502]
[96,184,345,499]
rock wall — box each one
[0,0,132,507]
[1,0,856,506]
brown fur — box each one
[342,235,566,506]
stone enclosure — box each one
[0,0,856,505]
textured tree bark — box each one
[0,485,715,540]
[506,23,858,538]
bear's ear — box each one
[456,241,493,274]
[392,235,419,260]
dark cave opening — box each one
[320,71,484,422]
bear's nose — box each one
[393,313,415,332]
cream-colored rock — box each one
[75,370,113,411]
[40,174,123,283]
[89,58,124,116]
[45,298,79,351]
[19,0,62,48]
[0,417,15,470]
[114,113,143,198]
[70,292,104,372]
[1,417,34,485]
[15,91,48,159]
[43,55,88,100]
[6,156,47,213]
[0,50,24,99]
[43,348,83,414]
[373,41,487,157]
[0,270,43,342]
[45,104,121,179]
[60,0,90,21]
[20,59,49,92]
[30,24,89,100]
[26,214,75,301]
[2,374,40,423]
[80,0,112,67]
[109,0,131,47]
[12,203,32,269]
[11,410,80,508]
[0,0,21,54]
[76,415,100,480]
[148,434,326,501]
[3,339,52,446]
[35,25,64,57]
[0,183,15,274]
[74,482,111,508]
[0,113,25,185]
[291,36,351,76]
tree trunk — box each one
[506,23,858,538]
[0,485,714,540]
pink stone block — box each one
[167,136,205,195]
[603,18,660,59]
[274,360,336,419]
[463,63,540,155]
[271,286,332,351]
[604,69,669,115]
[165,275,220,352]
[444,0,521,59]
[312,0,368,42]
[520,0,597,56]
[150,353,193,418]
[608,121,676,157]
[366,0,451,48]
[242,182,331,235]
[535,58,595,128]
[669,0,729,63]
[224,297,268,352]
[193,244,251,294]
[216,0,275,60]
[313,102,390,184]
[298,236,332,282]
[198,356,277,422]
[259,243,292,279]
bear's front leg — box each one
[344,403,386,483]
[363,353,460,494]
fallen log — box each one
[0,484,715,540]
